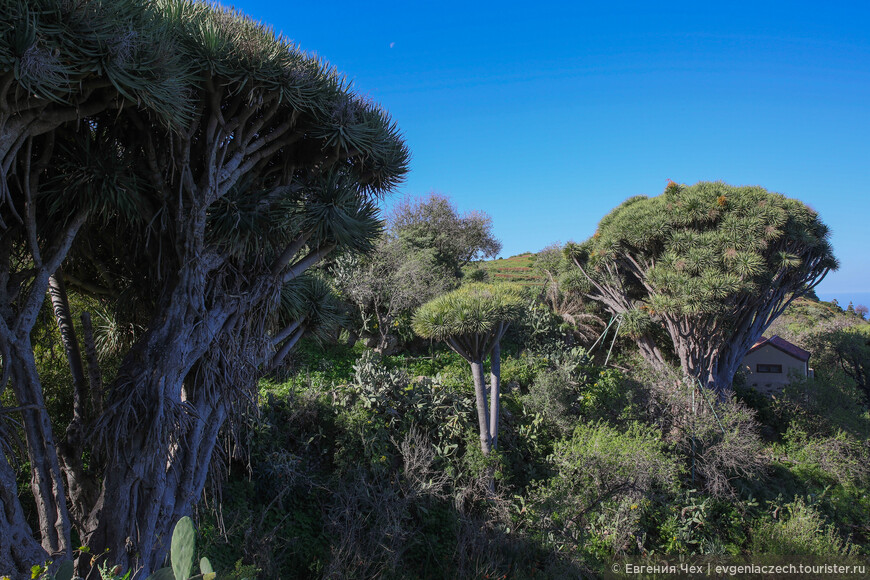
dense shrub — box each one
[773,374,870,439]
[655,492,749,556]
[751,498,858,556]
[528,422,681,560]
[641,373,766,498]
[782,427,870,491]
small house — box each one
[742,335,812,395]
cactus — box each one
[170,517,195,580]
[144,569,174,580]
[144,517,218,580]
[199,558,215,580]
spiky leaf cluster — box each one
[0,0,193,124]
[412,283,524,342]
[570,181,836,318]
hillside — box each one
[471,252,545,287]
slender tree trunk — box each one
[80,312,104,417]
[48,272,100,528]
[489,341,501,451]
[469,360,491,455]
[7,338,72,558]
[0,448,48,579]
[47,271,88,420]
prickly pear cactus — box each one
[171,516,195,580]
[200,557,215,580]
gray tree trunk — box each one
[82,303,226,578]
[48,272,100,528]
[7,339,72,558]
[469,360,491,455]
[0,447,48,579]
[488,341,501,451]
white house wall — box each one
[742,344,807,396]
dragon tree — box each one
[0,1,408,577]
[567,181,836,398]
[413,283,523,456]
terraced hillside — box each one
[472,252,545,288]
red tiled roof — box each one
[747,335,811,362]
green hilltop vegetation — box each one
[470,252,546,288]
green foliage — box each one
[653,491,752,556]
[528,421,681,560]
[144,517,217,580]
[28,560,75,580]
[335,351,476,472]
[751,498,858,556]
[412,283,524,344]
[391,193,501,273]
[782,427,869,491]
[170,517,195,580]
[499,353,548,391]
[568,181,837,390]
[523,347,635,435]
[773,374,870,438]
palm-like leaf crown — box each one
[0,0,194,124]
[412,283,524,341]
[567,181,837,318]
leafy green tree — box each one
[567,181,836,397]
[805,324,870,405]
[533,244,605,344]
[413,284,523,455]
[333,194,500,352]
[391,193,501,275]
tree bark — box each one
[7,337,72,558]
[0,447,48,580]
[80,312,104,417]
[489,341,501,451]
[469,360,491,456]
[82,291,226,578]
[48,272,100,529]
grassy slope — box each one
[471,252,545,288]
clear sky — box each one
[227,0,869,295]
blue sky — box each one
[228,0,869,296]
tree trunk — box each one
[7,338,72,558]
[0,448,48,579]
[635,333,668,371]
[489,341,501,451]
[82,319,212,578]
[80,267,251,578]
[80,312,104,417]
[48,272,100,529]
[469,360,491,456]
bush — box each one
[528,422,681,559]
[643,375,765,498]
[334,351,478,478]
[686,397,765,498]
[751,498,858,556]
[655,492,748,556]
[499,352,548,391]
[523,348,635,435]
[783,427,870,491]
[773,374,870,439]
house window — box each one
[756,364,782,374]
